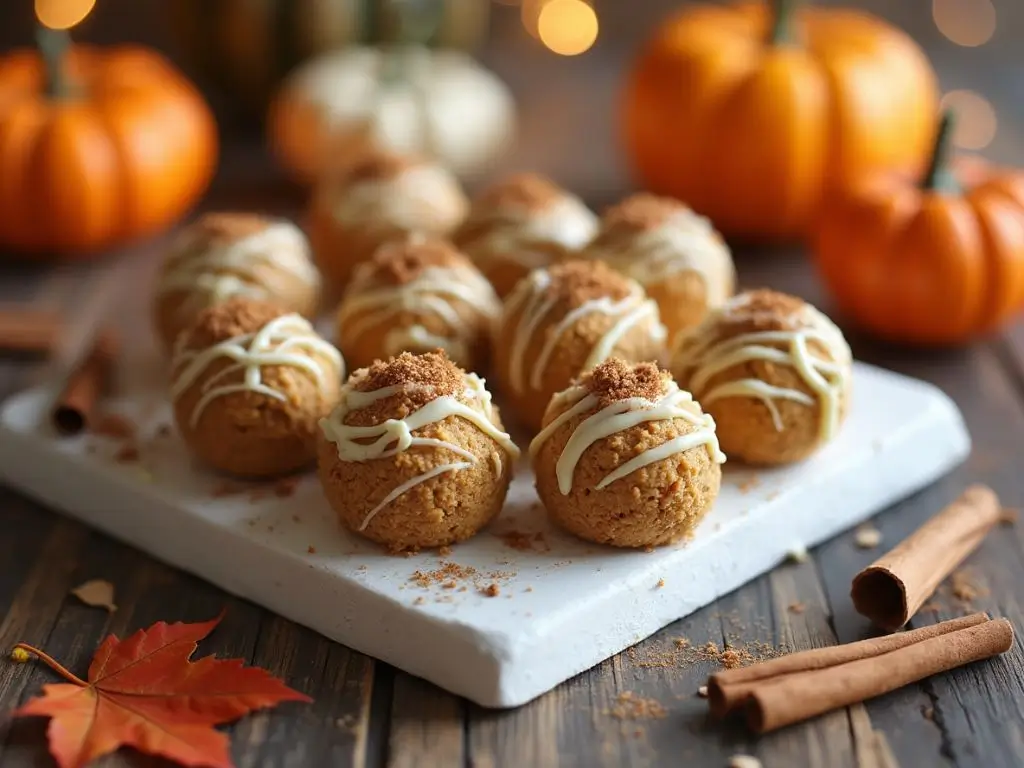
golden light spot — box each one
[538,0,598,56]
[940,90,998,150]
[35,0,96,30]
[932,0,996,47]
[521,0,545,38]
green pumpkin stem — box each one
[922,110,961,194]
[769,0,800,45]
[36,25,72,100]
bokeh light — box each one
[35,0,96,30]
[940,90,998,150]
[932,0,996,47]
[538,0,598,56]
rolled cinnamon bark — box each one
[746,618,1013,733]
[707,613,989,718]
[52,330,118,436]
[851,485,1001,630]
[0,309,63,354]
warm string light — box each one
[941,90,998,150]
[35,0,96,30]
[521,0,598,54]
[932,0,996,47]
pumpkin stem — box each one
[922,110,961,194]
[36,25,72,100]
[769,0,800,45]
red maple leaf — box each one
[10,614,311,768]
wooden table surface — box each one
[1,2,1024,767]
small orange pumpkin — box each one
[0,31,218,258]
[813,112,1024,345]
[622,0,938,242]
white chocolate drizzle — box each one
[159,222,320,315]
[338,264,500,364]
[320,374,520,530]
[673,296,852,440]
[170,314,344,428]
[460,196,598,271]
[583,209,734,304]
[330,164,465,236]
[529,379,725,495]
[503,269,666,394]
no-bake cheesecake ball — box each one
[579,194,735,345]
[530,359,724,548]
[336,236,499,372]
[493,260,668,432]
[317,351,519,551]
[153,212,320,350]
[307,150,469,295]
[452,172,597,297]
[170,298,344,478]
[672,289,852,465]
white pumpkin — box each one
[269,45,516,183]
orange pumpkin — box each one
[622,0,938,242]
[0,33,218,258]
[813,112,1024,345]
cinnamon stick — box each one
[0,308,63,354]
[745,617,1013,733]
[707,612,989,718]
[52,330,118,436]
[851,485,1001,630]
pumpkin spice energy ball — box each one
[494,260,668,432]
[580,194,736,344]
[153,212,320,350]
[317,351,519,551]
[672,289,853,465]
[336,236,500,372]
[452,172,598,297]
[530,359,724,548]
[307,150,469,294]
[170,298,345,478]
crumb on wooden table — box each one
[950,568,988,605]
[656,578,665,589]
[438,545,452,556]
[605,692,667,720]
[481,583,500,597]
[307,545,317,554]
[697,685,708,698]
[854,524,882,549]
[788,601,806,614]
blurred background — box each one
[2,0,1019,210]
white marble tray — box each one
[0,361,969,707]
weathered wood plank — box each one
[232,615,376,768]
[387,673,463,768]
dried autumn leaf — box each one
[69,579,116,612]
[11,615,311,768]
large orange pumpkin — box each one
[813,113,1024,345]
[0,34,218,258]
[622,0,938,242]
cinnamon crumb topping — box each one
[474,172,564,211]
[182,297,289,349]
[601,193,682,232]
[189,212,269,243]
[583,359,667,406]
[546,260,633,306]
[345,350,466,425]
[341,149,421,185]
[356,237,468,286]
